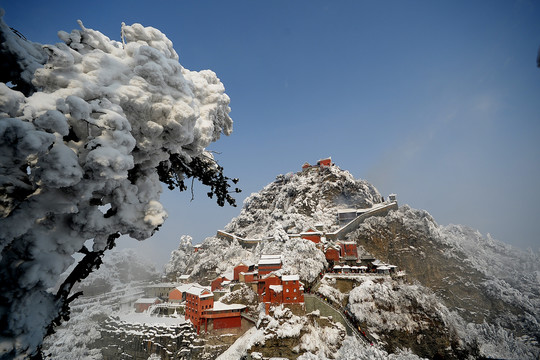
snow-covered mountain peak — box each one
[225,162,383,239]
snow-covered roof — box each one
[211,301,246,311]
[147,282,176,288]
[186,286,212,297]
[259,258,282,265]
[338,241,356,245]
[337,209,358,214]
[282,275,299,281]
[173,284,193,293]
[334,265,342,269]
[269,285,283,293]
[240,271,258,276]
[260,254,282,260]
[222,270,234,280]
[236,260,254,267]
[261,270,282,279]
[342,265,351,269]
[300,231,323,236]
[178,275,190,280]
[134,297,159,304]
[377,266,391,271]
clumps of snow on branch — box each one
[0,13,231,358]
[0,9,48,94]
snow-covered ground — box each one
[117,311,186,327]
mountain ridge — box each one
[165,161,539,358]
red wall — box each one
[318,158,332,167]
[135,303,151,313]
[212,316,242,329]
[340,243,358,258]
[169,289,182,302]
[258,265,281,276]
[259,275,282,302]
[325,248,340,262]
[211,277,224,291]
[242,273,256,283]
[302,234,321,244]
[234,265,249,281]
[283,280,304,304]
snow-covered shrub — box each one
[281,238,327,283]
[317,276,345,304]
[348,278,452,333]
[163,235,194,277]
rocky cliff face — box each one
[347,205,540,358]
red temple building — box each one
[183,285,247,333]
[258,255,282,276]
[300,229,323,244]
[258,272,305,313]
[317,157,332,167]
[324,245,341,263]
[201,302,246,332]
[233,260,254,281]
[282,275,304,304]
[338,241,358,261]
[185,286,214,333]
[239,271,258,283]
[211,276,230,291]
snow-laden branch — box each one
[0,12,233,358]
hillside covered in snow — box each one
[164,161,540,359]
[43,161,539,359]
[166,164,382,283]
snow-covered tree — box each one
[0,11,238,359]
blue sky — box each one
[3,1,540,266]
